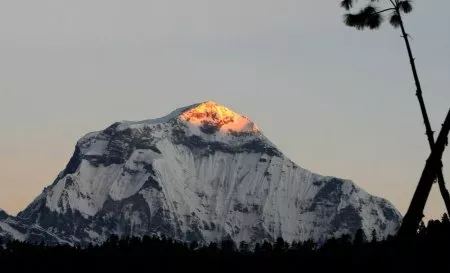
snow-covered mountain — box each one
[2,101,401,245]
[0,209,68,244]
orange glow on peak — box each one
[179,101,259,133]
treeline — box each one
[1,215,450,273]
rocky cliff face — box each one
[0,209,68,244]
[3,101,401,245]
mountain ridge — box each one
[1,101,402,245]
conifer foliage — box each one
[341,0,413,30]
[340,0,450,236]
[1,217,450,273]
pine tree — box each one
[274,237,289,252]
[441,213,450,225]
[261,241,273,252]
[254,242,262,253]
[371,229,378,243]
[239,241,249,253]
[399,109,450,237]
[354,229,366,246]
[340,0,450,237]
[220,239,236,253]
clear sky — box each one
[0,0,449,220]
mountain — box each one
[2,101,401,245]
[0,209,68,244]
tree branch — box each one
[373,7,396,15]
[389,0,397,8]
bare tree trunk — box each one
[397,12,450,215]
[398,107,450,238]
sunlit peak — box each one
[179,101,260,134]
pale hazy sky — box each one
[0,0,449,220]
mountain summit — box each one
[179,101,260,134]
[1,101,401,245]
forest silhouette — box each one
[1,215,450,272]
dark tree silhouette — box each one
[3,221,450,273]
[371,229,378,243]
[354,229,366,246]
[398,109,450,237]
[417,220,427,237]
[442,213,450,226]
[340,0,450,227]
[239,241,249,253]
